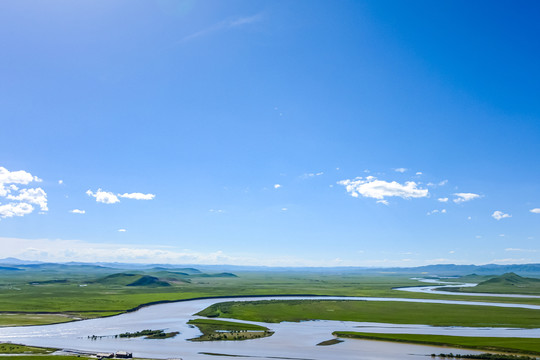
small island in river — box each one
[187,319,273,342]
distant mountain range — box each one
[1,257,540,276]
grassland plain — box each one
[0,356,91,360]
[0,343,55,354]
[332,332,540,355]
[0,343,92,360]
[2,267,540,326]
[195,299,540,328]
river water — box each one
[0,286,539,360]
[395,280,540,299]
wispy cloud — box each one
[180,13,263,43]
[453,192,481,204]
[427,209,447,215]
[505,248,537,252]
[0,236,358,267]
[70,209,85,214]
[209,209,224,213]
[118,192,155,200]
[230,13,263,27]
[530,208,540,214]
[301,172,324,179]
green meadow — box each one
[195,299,540,328]
[1,265,540,327]
[333,332,540,355]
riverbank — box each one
[333,332,540,356]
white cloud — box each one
[338,176,428,200]
[438,197,449,202]
[377,200,389,205]
[58,180,63,185]
[468,216,472,220]
[118,229,127,232]
[395,168,407,173]
[86,189,120,204]
[0,203,34,218]
[7,188,48,211]
[492,210,511,220]
[274,184,281,189]
[70,209,85,214]
[530,208,540,214]
[118,192,155,200]
[416,172,423,175]
[441,209,447,213]
[453,193,481,204]
[0,167,40,185]
[0,166,46,218]
[281,207,288,211]
[209,209,224,213]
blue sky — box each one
[0,0,539,266]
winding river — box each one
[0,282,539,360]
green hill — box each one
[194,272,238,278]
[94,273,139,285]
[126,275,171,287]
[150,267,202,274]
[95,273,171,287]
[462,273,540,295]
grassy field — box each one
[0,356,91,360]
[187,318,272,341]
[0,343,55,354]
[2,266,540,326]
[195,299,540,328]
[0,343,91,360]
[333,332,540,355]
